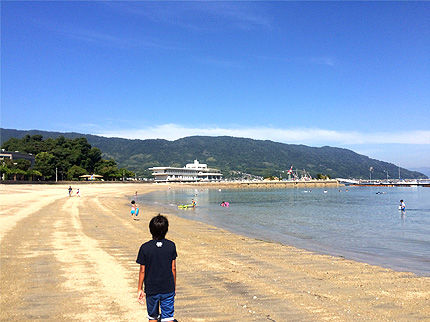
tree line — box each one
[1,135,135,181]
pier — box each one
[338,179,430,187]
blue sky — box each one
[1,1,429,168]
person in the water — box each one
[220,201,229,207]
[131,200,140,219]
[400,200,406,211]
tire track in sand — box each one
[51,197,143,320]
[0,189,65,243]
[1,199,69,320]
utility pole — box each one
[56,167,58,182]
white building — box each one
[149,160,223,182]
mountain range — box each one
[1,128,426,179]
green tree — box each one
[67,165,87,180]
[0,164,11,180]
[9,168,27,180]
[1,159,32,180]
[86,147,102,172]
[1,134,133,181]
[14,159,32,171]
[35,152,56,179]
[119,168,136,180]
[316,173,331,180]
[27,169,42,181]
[96,159,120,180]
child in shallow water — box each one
[399,200,406,211]
[131,200,140,220]
[220,201,230,207]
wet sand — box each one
[1,183,429,321]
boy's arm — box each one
[137,265,145,303]
[172,260,177,290]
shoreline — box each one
[0,179,340,188]
[153,179,340,189]
[142,184,430,277]
[1,183,429,321]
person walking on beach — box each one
[76,188,80,197]
[68,186,72,197]
[137,214,177,322]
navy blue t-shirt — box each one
[136,239,177,295]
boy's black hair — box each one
[131,200,135,204]
[149,214,169,240]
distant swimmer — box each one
[220,201,229,207]
[192,199,197,208]
[399,200,406,211]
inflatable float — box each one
[178,204,195,209]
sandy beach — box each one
[1,183,429,321]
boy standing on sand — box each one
[137,214,177,322]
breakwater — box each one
[171,179,340,189]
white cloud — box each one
[310,57,335,67]
[95,124,430,145]
[103,2,272,32]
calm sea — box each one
[138,186,430,276]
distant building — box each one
[149,160,223,182]
[0,150,35,167]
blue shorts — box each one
[146,292,175,321]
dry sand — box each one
[1,183,429,321]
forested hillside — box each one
[1,134,134,180]
[1,128,426,179]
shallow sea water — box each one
[139,186,430,275]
